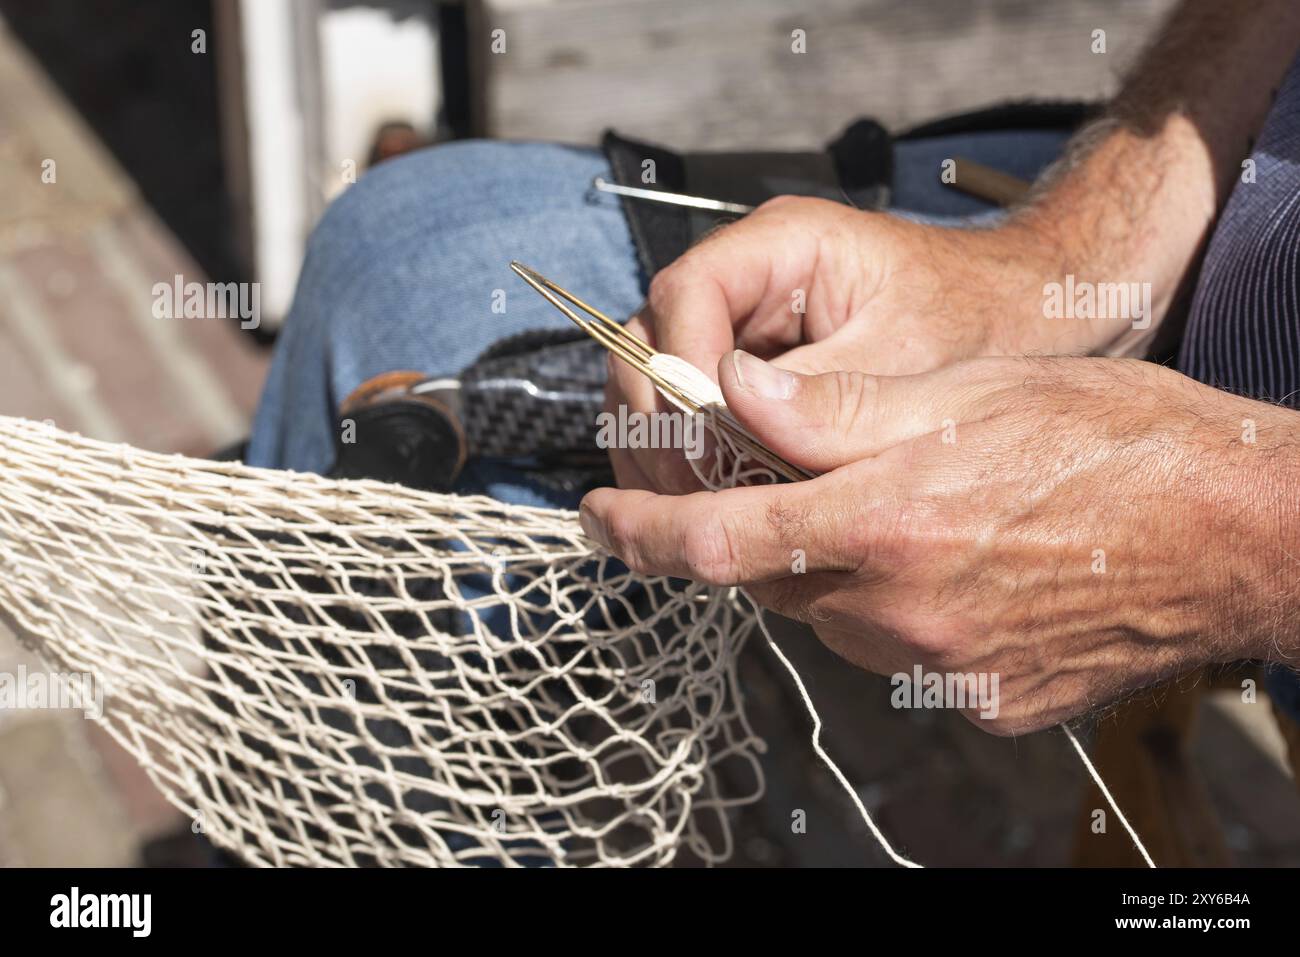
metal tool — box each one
[510,261,814,483]
[592,176,755,215]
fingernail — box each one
[579,507,609,548]
[732,350,794,400]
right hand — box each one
[606,195,1086,492]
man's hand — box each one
[608,198,1119,493]
[583,352,1300,734]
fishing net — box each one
[0,364,1152,869]
[0,414,767,867]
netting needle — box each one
[510,261,813,483]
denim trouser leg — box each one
[246,129,1072,510]
[246,141,647,485]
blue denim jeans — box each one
[247,130,1071,512]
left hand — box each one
[580,352,1300,734]
[603,198,1097,494]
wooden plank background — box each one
[471,0,1179,149]
[0,15,267,865]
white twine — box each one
[1063,722,1156,867]
[751,600,920,867]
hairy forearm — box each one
[1207,397,1300,663]
[1256,416,1300,661]
[1010,0,1300,357]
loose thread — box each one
[750,598,921,868]
[754,599,1156,869]
[1062,722,1156,868]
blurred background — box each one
[0,0,1296,867]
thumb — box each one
[718,350,983,473]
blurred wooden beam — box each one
[949,157,1030,206]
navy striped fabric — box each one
[1177,52,1300,720]
[1179,55,1300,403]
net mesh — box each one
[0,414,767,867]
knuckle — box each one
[651,454,698,496]
[888,609,950,660]
[828,371,878,438]
[603,512,643,571]
[967,699,1044,737]
[964,710,1018,737]
[681,511,743,586]
[844,484,917,570]
[645,268,673,307]
[647,261,694,310]
[754,194,800,214]
[764,496,808,546]
[604,357,631,408]
[753,194,825,218]
[607,448,647,492]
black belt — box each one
[601,120,893,277]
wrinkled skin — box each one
[584,353,1299,735]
